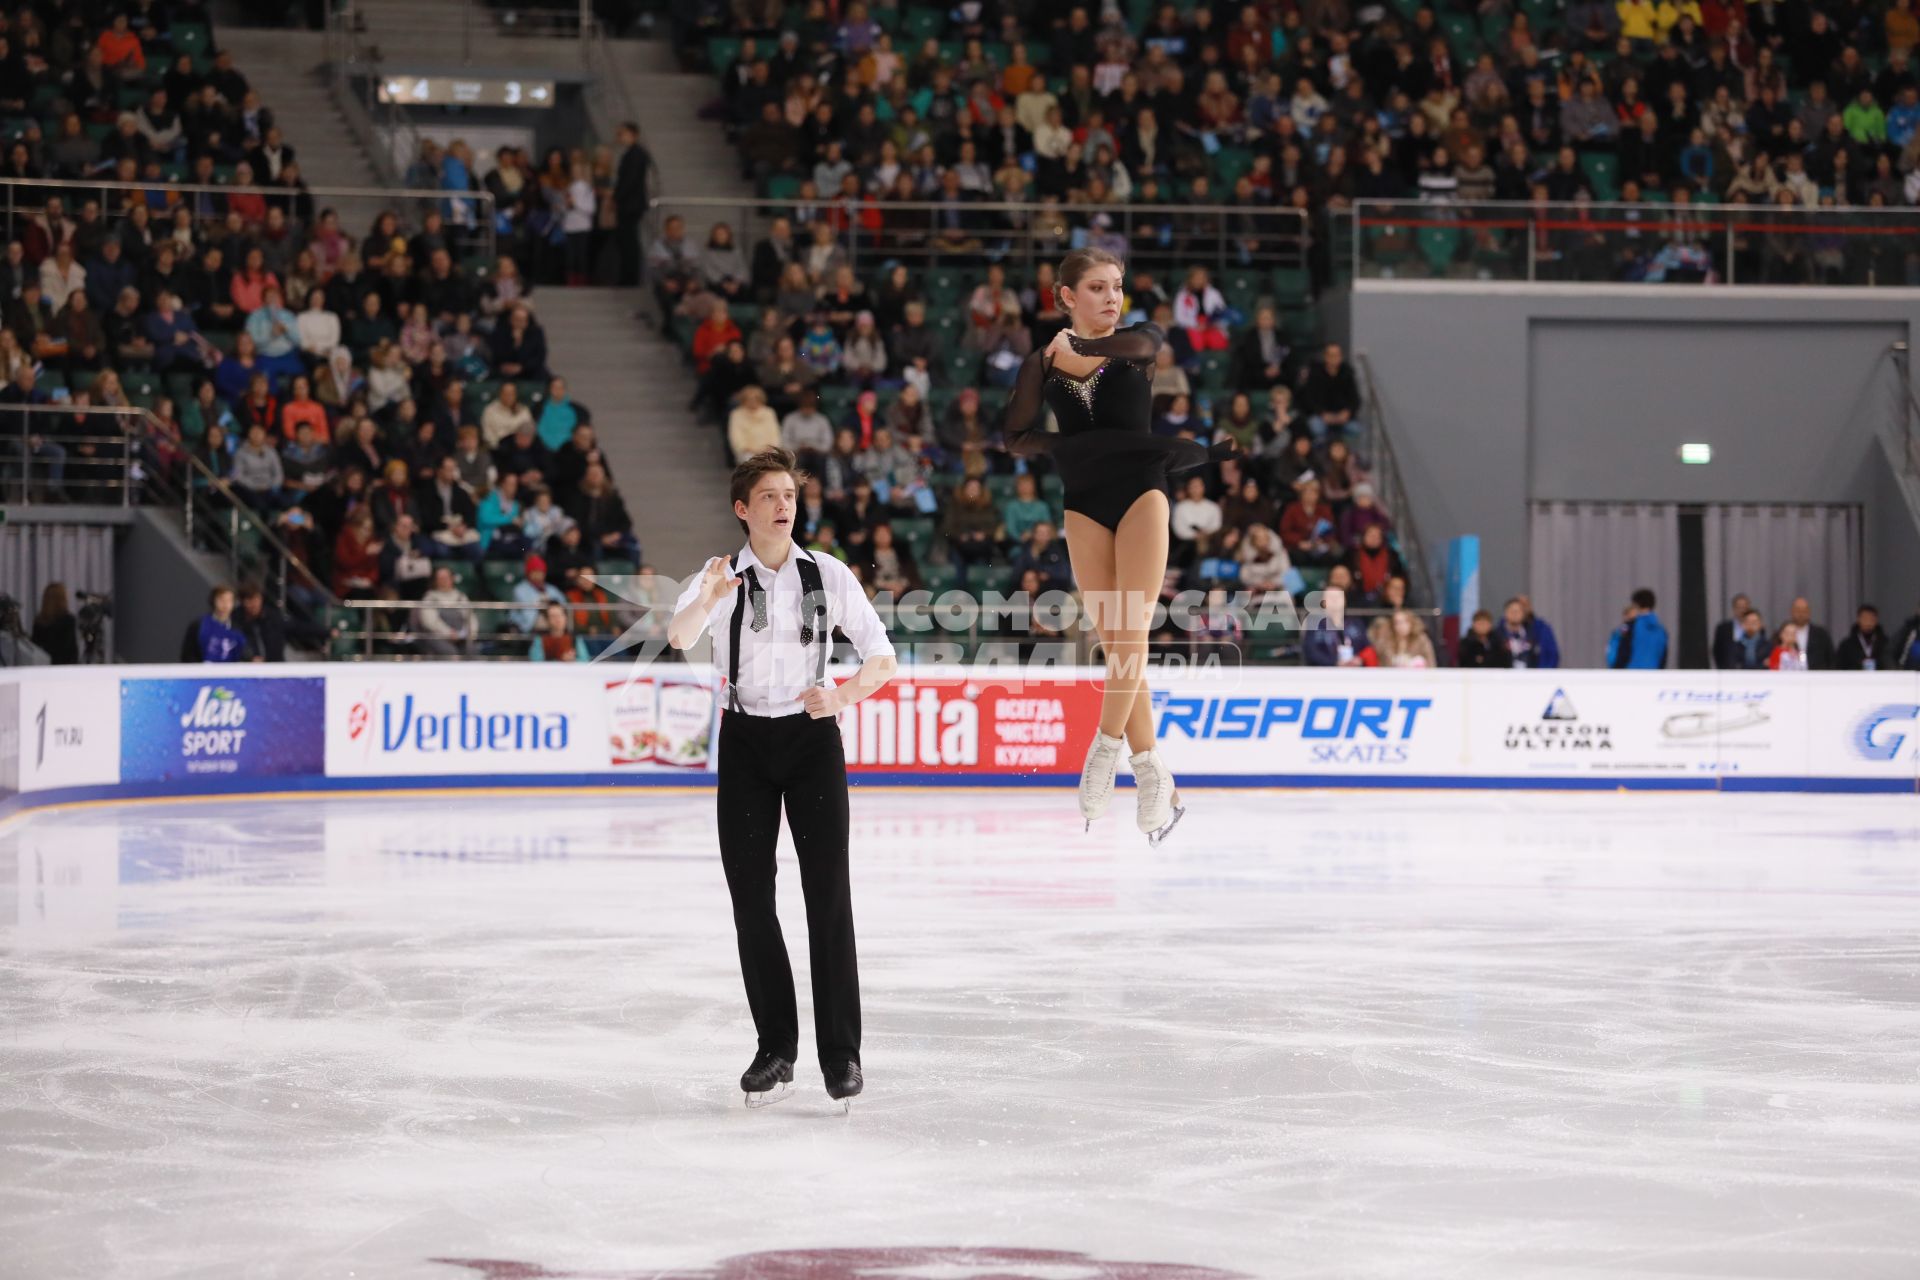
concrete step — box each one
[529,286,740,576]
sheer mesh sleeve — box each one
[999,350,1054,456]
[1066,321,1165,361]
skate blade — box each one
[744,1081,793,1109]
[1146,804,1187,847]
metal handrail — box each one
[655,194,1315,220]
[328,8,427,191]
[328,586,1449,663]
[1348,196,1920,285]
[648,194,1311,301]
[340,593,644,660]
[1352,353,1438,609]
[6,402,148,509]
[0,176,498,265]
[4,401,341,608]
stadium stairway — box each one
[601,37,757,222]
[529,35,759,604]
[532,289,741,590]
[216,27,390,231]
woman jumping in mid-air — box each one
[1002,247,1232,845]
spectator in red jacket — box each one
[690,297,742,376]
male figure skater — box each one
[668,448,898,1106]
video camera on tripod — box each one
[74,591,112,663]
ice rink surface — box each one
[3,786,1919,1280]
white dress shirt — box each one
[675,541,895,718]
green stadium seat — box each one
[1195,351,1231,390]
[1580,152,1619,200]
[1441,13,1481,57]
[1417,225,1461,275]
[945,349,979,382]
[173,22,211,62]
[817,384,859,417]
[1210,146,1254,189]
[1520,0,1564,31]
[596,558,638,580]
[1271,267,1312,304]
[894,518,936,562]
[1222,269,1263,315]
[706,36,742,75]
[903,7,944,42]
[434,559,481,598]
[480,561,523,601]
[921,562,959,594]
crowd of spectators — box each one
[0,2,660,659]
[682,0,1920,285]
[650,0,1920,664]
[1707,590,1919,670]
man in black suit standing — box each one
[613,121,653,289]
[1710,592,1752,669]
[1787,596,1835,669]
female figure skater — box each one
[1002,248,1229,844]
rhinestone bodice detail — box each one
[1040,355,1152,437]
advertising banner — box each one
[1802,674,1920,782]
[120,677,324,783]
[838,674,1103,775]
[1461,673,1806,780]
[1,664,1912,808]
[604,673,718,770]
[1152,673,1468,776]
[0,680,16,795]
[326,670,608,777]
[16,676,121,792]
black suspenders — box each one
[726,550,831,714]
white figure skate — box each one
[1079,731,1126,830]
[1131,748,1186,846]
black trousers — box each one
[716,709,860,1069]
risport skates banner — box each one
[120,677,325,783]
[1149,674,1467,778]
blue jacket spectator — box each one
[1498,598,1561,669]
[1606,590,1668,669]
[145,294,205,371]
[1302,614,1377,666]
[84,241,138,314]
[198,587,251,662]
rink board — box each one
[2,663,1918,814]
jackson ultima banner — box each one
[1,664,1917,810]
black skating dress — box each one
[1000,322,1214,533]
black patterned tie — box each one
[747,570,768,633]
